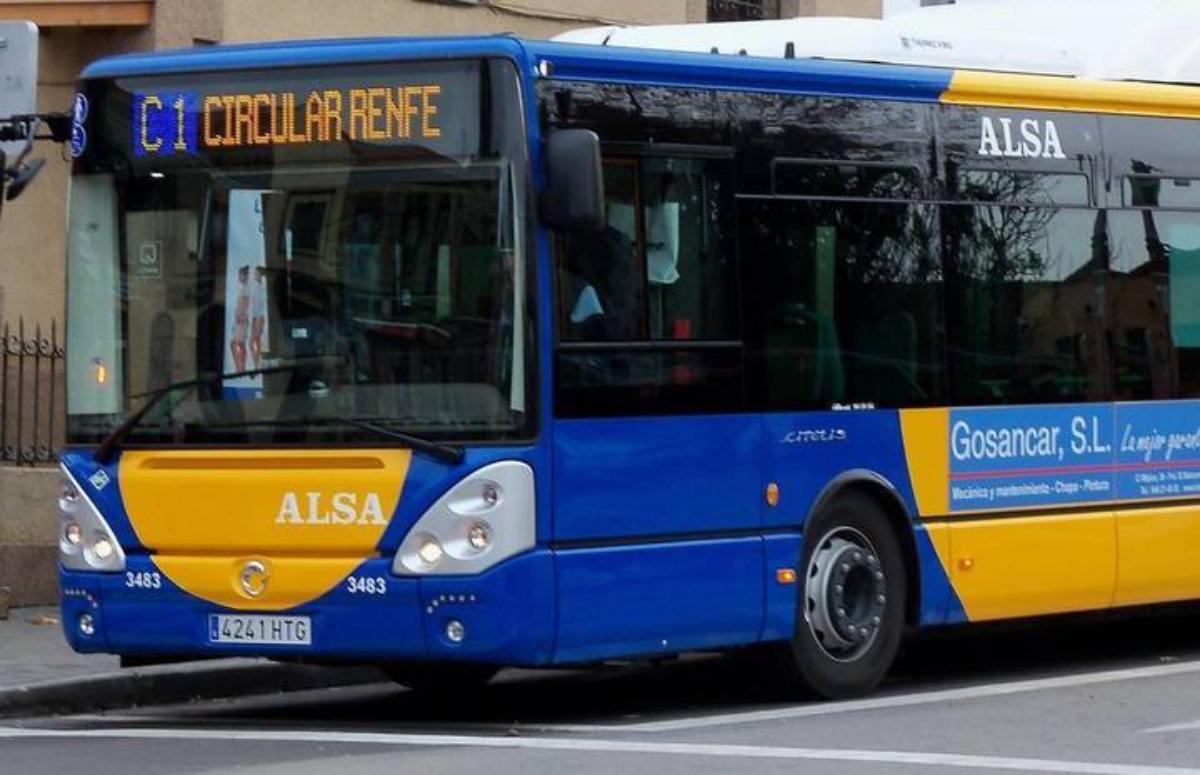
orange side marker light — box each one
[765,482,780,507]
[776,568,798,585]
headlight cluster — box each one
[58,468,126,573]
[393,461,534,576]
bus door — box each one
[551,152,766,661]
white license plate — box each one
[208,614,312,645]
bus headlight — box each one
[58,466,126,573]
[417,534,445,567]
[466,522,492,552]
[63,521,83,546]
[393,461,534,576]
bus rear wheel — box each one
[777,492,906,699]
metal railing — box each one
[0,318,64,466]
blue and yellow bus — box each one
[59,33,1200,698]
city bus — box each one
[58,31,1200,699]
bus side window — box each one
[560,160,641,342]
[1107,179,1200,400]
[942,172,1106,406]
[746,175,943,412]
[555,154,743,417]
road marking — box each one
[1142,719,1200,734]
[7,729,1200,775]
[544,659,1200,733]
[0,725,1196,775]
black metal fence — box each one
[0,318,64,466]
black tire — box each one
[773,491,907,699]
[381,661,500,693]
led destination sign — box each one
[123,62,481,162]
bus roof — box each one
[80,33,1200,120]
[79,35,532,79]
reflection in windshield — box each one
[67,165,527,444]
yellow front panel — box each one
[948,512,1116,621]
[120,449,412,611]
[1116,505,1200,607]
[154,555,367,611]
[119,449,411,554]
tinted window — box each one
[772,161,921,200]
[555,153,743,417]
[957,170,1090,206]
[1108,208,1200,400]
[745,197,943,410]
[560,156,736,343]
[1123,176,1200,210]
[942,183,1106,405]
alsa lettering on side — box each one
[978,117,1067,160]
[275,492,387,525]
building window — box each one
[707,0,782,22]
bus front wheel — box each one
[777,492,907,699]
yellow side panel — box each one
[948,512,1116,621]
[1116,505,1200,607]
[898,408,949,518]
[944,71,1200,118]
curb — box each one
[0,661,386,718]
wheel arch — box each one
[807,470,922,629]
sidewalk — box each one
[0,607,383,717]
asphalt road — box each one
[6,605,1200,774]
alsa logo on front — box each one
[978,117,1067,159]
[275,492,387,525]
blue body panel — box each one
[62,553,554,663]
[553,416,762,541]
[762,410,918,526]
[554,536,765,663]
[61,34,967,665]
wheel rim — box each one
[804,526,887,663]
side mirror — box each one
[540,129,604,233]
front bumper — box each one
[60,551,556,666]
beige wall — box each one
[794,0,883,17]
[0,24,143,325]
[0,467,59,606]
[216,0,697,45]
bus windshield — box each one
[66,59,531,446]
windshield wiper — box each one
[308,417,465,465]
[93,358,339,464]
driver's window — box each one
[558,155,735,343]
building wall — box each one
[0,467,59,608]
[217,0,699,45]
[0,23,143,325]
[794,0,883,18]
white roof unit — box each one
[553,0,1200,85]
